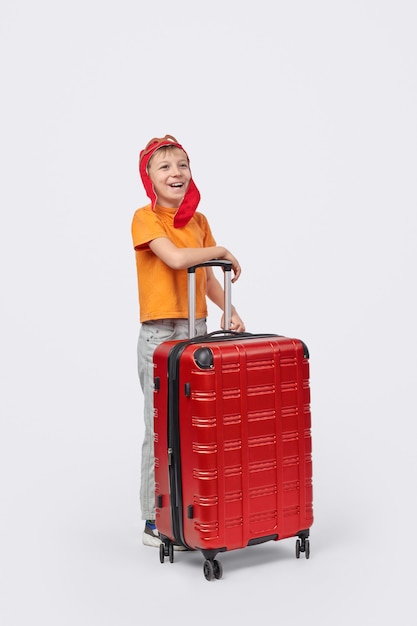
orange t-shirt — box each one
[131,204,216,322]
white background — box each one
[1,0,416,623]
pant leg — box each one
[137,321,174,520]
[137,318,207,521]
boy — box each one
[131,134,245,547]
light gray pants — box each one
[137,317,207,520]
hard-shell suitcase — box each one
[153,261,313,580]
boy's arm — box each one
[205,267,246,332]
[149,236,242,282]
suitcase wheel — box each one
[203,558,223,581]
[159,542,174,564]
[295,537,310,559]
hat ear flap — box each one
[139,151,157,209]
[173,180,201,228]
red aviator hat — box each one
[139,134,201,228]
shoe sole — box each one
[142,533,189,551]
[142,532,161,548]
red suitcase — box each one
[153,261,313,580]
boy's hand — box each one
[221,308,246,332]
[222,250,241,283]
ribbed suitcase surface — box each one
[153,332,313,579]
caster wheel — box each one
[305,539,310,559]
[168,543,174,563]
[203,559,215,581]
[295,539,301,559]
[159,543,165,564]
[213,559,223,580]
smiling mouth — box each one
[170,182,184,188]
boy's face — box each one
[147,147,191,208]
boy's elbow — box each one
[168,259,183,270]
[165,249,188,270]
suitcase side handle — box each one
[187,260,232,338]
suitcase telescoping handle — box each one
[187,260,232,338]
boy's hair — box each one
[140,134,181,162]
[147,143,189,171]
[139,134,200,228]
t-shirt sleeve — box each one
[131,209,167,250]
[199,213,217,247]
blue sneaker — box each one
[142,520,188,551]
[143,520,161,547]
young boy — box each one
[131,134,245,547]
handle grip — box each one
[187,260,233,273]
[187,260,233,338]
